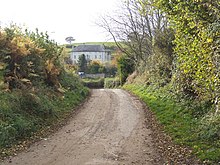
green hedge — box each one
[82,78,104,88]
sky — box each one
[0,0,118,44]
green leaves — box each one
[157,0,220,106]
[117,55,135,84]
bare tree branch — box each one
[97,0,169,66]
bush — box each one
[117,55,135,84]
[104,78,120,88]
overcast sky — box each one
[0,0,118,44]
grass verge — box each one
[123,84,220,164]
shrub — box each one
[104,78,120,88]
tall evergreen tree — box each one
[77,54,87,72]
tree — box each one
[65,36,75,45]
[117,55,135,84]
[77,54,87,72]
[98,0,169,67]
[98,0,174,85]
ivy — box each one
[156,0,220,113]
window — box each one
[95,55,97,59]
[99,55,101,59]
[74,55,76,59]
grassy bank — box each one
[123,84,220,164]
[0,73,89,158]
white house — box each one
[70,44,111,64]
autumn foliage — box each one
[0,25,89,154]
[0,26,63,91]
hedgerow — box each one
[0,25,89,156]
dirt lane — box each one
[1,89,163,165]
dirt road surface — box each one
[1,89,163,165]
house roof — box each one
[72,45,107,52]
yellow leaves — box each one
[20,78,32,86]
[45,59,61,89]
[183,69,189,74]
[20,78,31,83]
[0,31,7,43]
[34,47,45,55]
[0,26,64,91]
[10,36,32,56]
[57,87,66,94]
[45,60,54,72]
[45,60,60,75]
[10,35,46,57]
[90,60,101,65]
[1,28,46,60]
[207,38,213,43]
[0,62,5,70]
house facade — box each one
[70,44,111,64]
